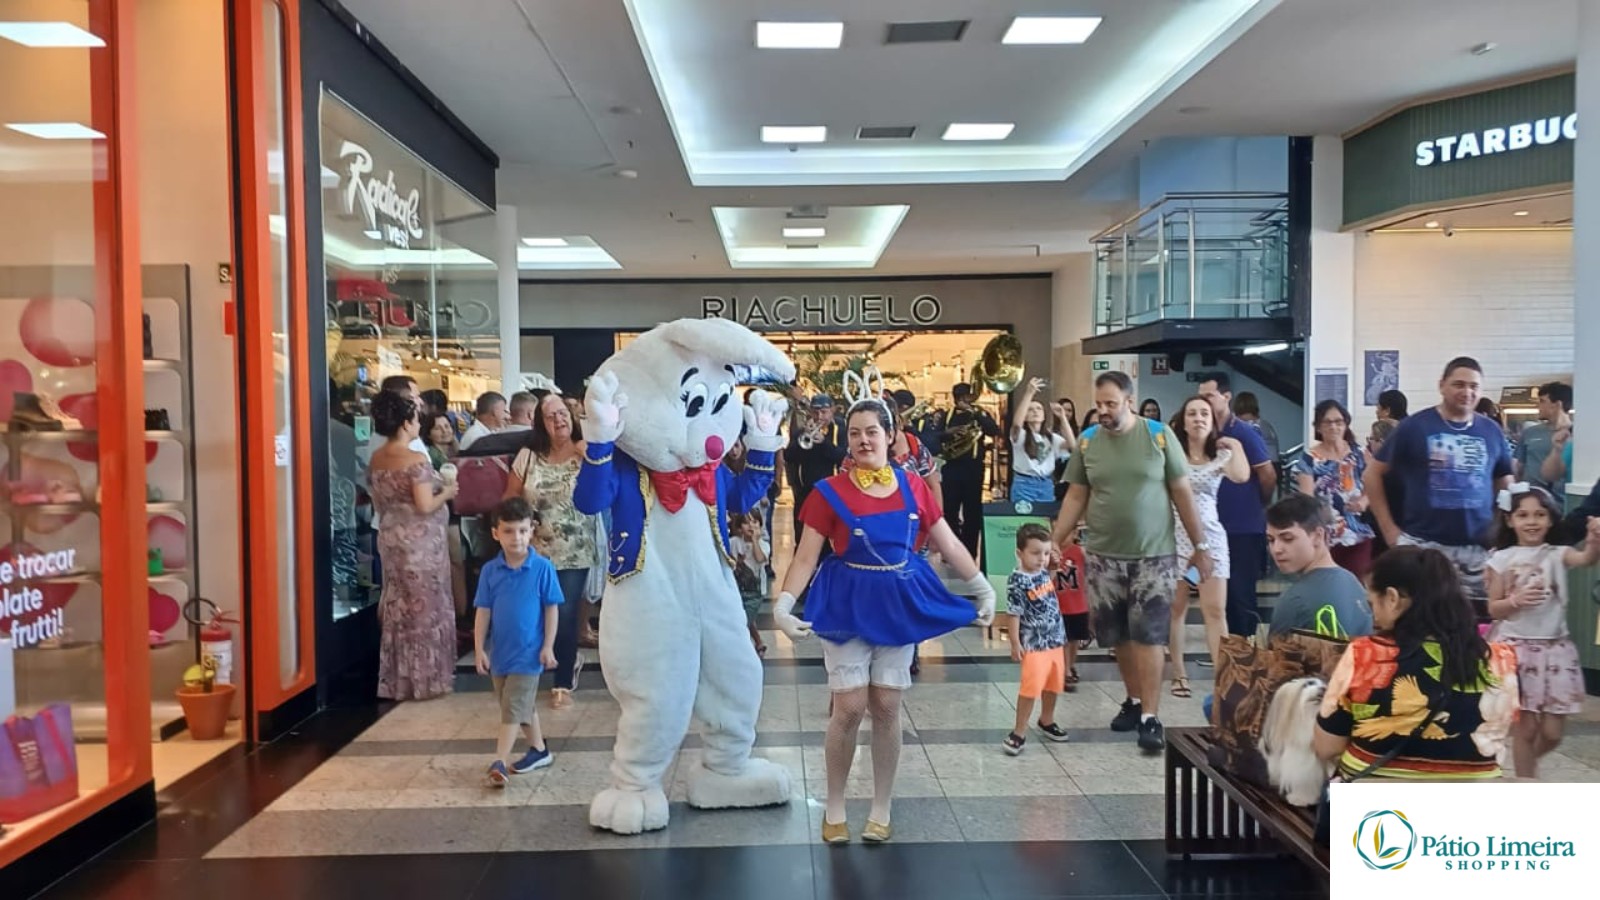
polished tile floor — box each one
[35,619,1600,899]
[30,510,1600,898]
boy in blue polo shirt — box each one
[474,497,563,786]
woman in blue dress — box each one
[775,398,995,845]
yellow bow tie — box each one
[851,465,895,489]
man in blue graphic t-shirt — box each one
[1365,356,1513,616]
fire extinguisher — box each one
[184,598,238,687]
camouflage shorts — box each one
[1083,552,1179,647]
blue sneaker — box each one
[486,759,509,788]
[511,747,553,774]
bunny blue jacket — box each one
[573,441,778,583]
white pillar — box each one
[1050,252,1095,406]
[1572,1,1600,494]
[1306,134,1358,435]
[496,203,521,394]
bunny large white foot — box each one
[589,786,670,834]
[685,758,792,810]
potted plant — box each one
[173,599,234,740]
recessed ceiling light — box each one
[756,22,843,49]
[0,22,103,47]
[1424,220,1441,228]
[521,237,569,247]
[1001,16,1102,45]
[942,123,1015,141]
[761,125,827,143]
[783,227,826,239]
[5,122,104,139]
[1512,210,1530,217]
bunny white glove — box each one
[954,573,996,627]
[584,370,628,445]
[772,591,813,642]
[742,390,789,454]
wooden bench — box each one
[1164,726,1329,879]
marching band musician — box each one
[940,383,1002,556]
[786,393,848,532]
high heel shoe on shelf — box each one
[9,392,64,432]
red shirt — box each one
[799,472,943,555]
[1055,542,1088,616]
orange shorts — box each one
[1019,648,1066,699]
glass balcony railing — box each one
[1091,192,1290,334]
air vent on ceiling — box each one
[885,20,968,44]
[785,205,829,220]
[786,244,821,250]
[857,125,917,140]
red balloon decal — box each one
[20,297,98,367]
[0,359,35,420]
[148,514,188,570]
[148,587,181,633]
[59,393,157,462]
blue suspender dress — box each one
[804,468,977,647]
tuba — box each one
[970,333,1025,396]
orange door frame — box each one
[0,0,149,867]
[231,0,317,716]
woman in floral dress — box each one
[369,390,459,700]
[1293,399,1376,578]
[504,394,598,709]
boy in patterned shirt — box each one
[1004,523,1071,755]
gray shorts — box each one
[1397,535,1488,616]
[492,674,540,726]
[1083,552,1179,647]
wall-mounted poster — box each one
[1363,350,1399,407]
[1314,368,1349,409]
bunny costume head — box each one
[595,318,795,473]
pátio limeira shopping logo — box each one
[1353,809,1577,872]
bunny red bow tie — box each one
[649,463,719,513]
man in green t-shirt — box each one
[1051,371,1213,754]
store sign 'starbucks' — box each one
[1344,73,1575,227]
[340,140,426,250]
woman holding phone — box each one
[1165,396,1249,698]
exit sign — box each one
[1091,360,1110,371]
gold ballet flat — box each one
[861,819,892,843]
[821,818,851,844]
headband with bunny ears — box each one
[842,365,888,410]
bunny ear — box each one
[863,366,886,402]
[842,370,866,406]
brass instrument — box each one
[970,333,1025,396]
[944,334,1025,460]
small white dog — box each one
[1260,677,1334,806]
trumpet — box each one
[798,421,826,449]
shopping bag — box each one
[0,703,79,823]
[1208,632,1346,789]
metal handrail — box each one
[1089,191,1292,244]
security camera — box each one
[1443,227,1455,237]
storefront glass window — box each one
[263,0,299,685]
[0,0,114,838]
[319,92,500,621]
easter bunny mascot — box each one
[573,317,795,834]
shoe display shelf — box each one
[0,265,200,741]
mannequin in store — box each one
[573,317,795,834]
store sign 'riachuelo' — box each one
[1415,114,1576,166]
[701,293,942,329]
[340,140,426,249]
